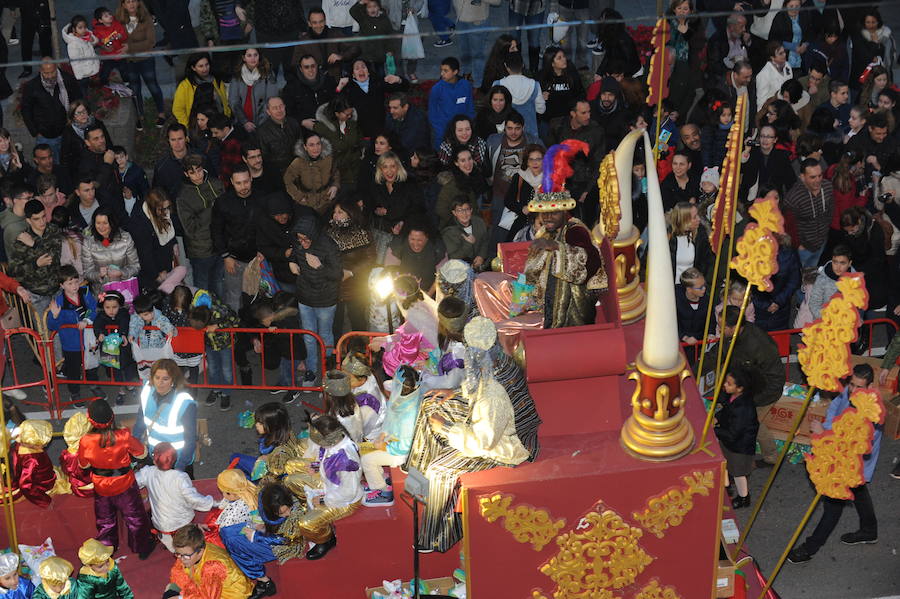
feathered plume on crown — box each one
[528,139,590,213]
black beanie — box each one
[87,398,114,427]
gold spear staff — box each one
[732,272,870,561]
[695,196,783,454]
[695,93,747,394]
[756,384,884,599]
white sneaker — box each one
[7,38,18,46]
[4,388,26,400]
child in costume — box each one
[219,483,304,598]
[342,353,387,441]
[362,365,422,507]
[203,469,260,548]
[77,399,156,559]
[323,371,365,444]
[0,553,35,599]
[422,296,468,391]
[135,442,215,552]
[167,524,253,599]
[367,275,439,377]
[60,412,94,498]
[230,402,305,481]
[12,420,67,508]
[75,538,134,599]
[32,557,79,599]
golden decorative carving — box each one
[479,493,567,552]
[539,508,653,595]
[807,388,885,500]
[597,151,621,240]
[620,352,695,461]
[729,198,784,293]
[633,580,682,599]
[797,273,869,392]
[631,471,715,538]
[533,590,616,599]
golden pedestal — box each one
[612,226,646,324]
[621,352,695,461]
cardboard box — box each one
[883,395,900,441]
[759,394,830,445]
[716,560,735,598]
[365,577,456,599]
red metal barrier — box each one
[680,317,899,383]
[40,325,329,416]
[1,328,56,417]
[335,331,387,368]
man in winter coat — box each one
[20,60,83,162]
[289,214,342,380]
[385,92,431,154]
[211,164,262,311]
[550,99,605,225]
[256,192,316,291]
[257,97,302,176]
[292,8,360,80]
[706,305,787,466]
[8,200,64,315]
[177,154,224,295]
[281,55,337,129]
[591,76,628,149]
[78,125,124,211]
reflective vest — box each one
[140,384,194,454]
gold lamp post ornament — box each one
[596,129,647,324]
[621,131,694,461]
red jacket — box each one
[92,20,128,55]
[78,428,146,496]
[0,271,21,318]
[825,163,867,230]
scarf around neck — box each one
[42,71,70,112]
[241,65,261,87]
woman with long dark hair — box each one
[116,0,166,130]
[474,86,513,141]
[666,0,705,119]
[851,9,895,90]
[81,207,139,294]
[228,48,279,134]
[538,47,584,134]
[436,146,489,230]
[172,53,231,126]
[503,144,545,241]
[127,189,178,290]
[437,116,489,175]
[480,35,519,94]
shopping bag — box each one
[402,16,425,60]
[103,277,139,308]
[258,257,281,297]
[100,332,123,369]
[82,327,100,370]
[19,538,56,585]
[131,338,175,381]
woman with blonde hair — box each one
[367,150,424,233]
[668,201,712,281]
[127,189,182,290]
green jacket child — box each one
[75,539,134,599]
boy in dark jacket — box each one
[249,291,307,403]
[441,197,489,270]
[93,290,136,405]
[47,265,101,406]
[289,214,341,381]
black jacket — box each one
[343,76,409,139]
[740,147,796,198]
[383,105,431,154]
[668,226,713,281]
[78,147,123,207]
[769,8,816,48]
[549,118,605,196]
[256,192,318,284]
[156,0,199,49]
[61,120,112,182]
[127,206,177,291]
[365,178,426,233]
[660,172,701,212]
[291,215,342,307]
[211,188,262,263]
[21,71,83,138]
[281,71,337,123]
[837,210,887,309]
[674,283,710,341]
[256,116,302,175]
[715,391,759,455]
[751,243,801,331]
[708,323,786,407]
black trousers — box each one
[20,15,51,65]
[805,483,877,554]
[255,29,298,79]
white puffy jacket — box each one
[61,24,100,80]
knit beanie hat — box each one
[700,166,720,187]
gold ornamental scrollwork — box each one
[539,508,653,596]
[631,471,715,538]
[632,580,683,599]
[480,493,566,552]
[597,151,621,240]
